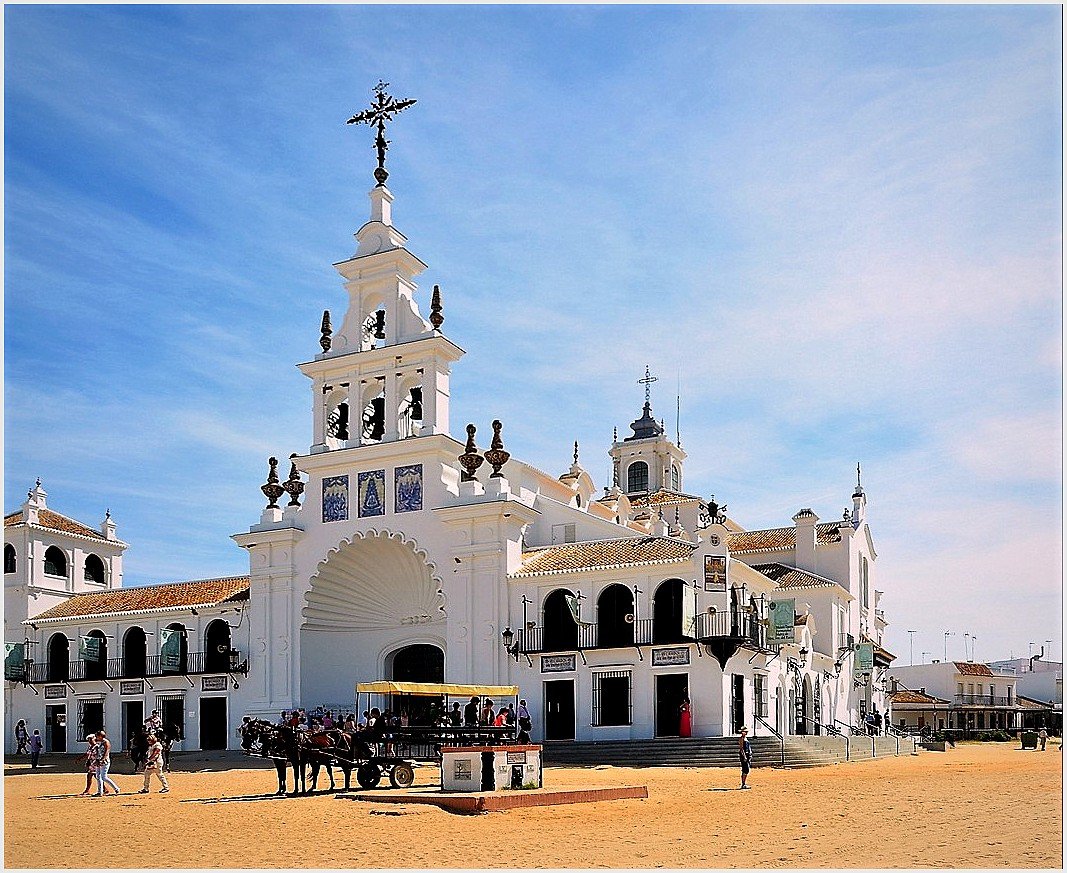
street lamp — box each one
[908,630,917,667]
[964,634,971,662]
[501,626,515,653]
[944,631,954,662]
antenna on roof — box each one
[676,369,681,447]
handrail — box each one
[755,714,784,766]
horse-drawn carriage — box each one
[244,681,519,795]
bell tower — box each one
[609,365,687,496]
[299,84,464,454]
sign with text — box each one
[855,642,875,673]
[541,654,576,673]
[507,751,527,764]
[704,555,727,591]
[453,759,472,780]
[160,629,182,672]
[120,680,144,695]
[768,598,796,644]
[202,676,228,691]
[651,646,691,667]
[44,685,66,699]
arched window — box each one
[671,464,680,491]
[597,584,635,648]
[653,578,686,644]
[83,629,107,680]
[123,626,147,678]
[3,544,15,574]
[162,622,188,673]
[362,383,386,443]
[627,461,649,493]
[84,554,105,585]
[363,307,386,349]
[47,633,69,681]
[542,589,579,652]
[203,619,232,673]
[43,546,67,578]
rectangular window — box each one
[957,682,964,697]
[754,674,769,719]
[592,671,632,726]
[967,683,974,697]
[551,524,577,545]
[1007,687,1013,704]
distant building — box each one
[988,655,1062,733]
[887,661,1018,734]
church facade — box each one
[4,137,895,753]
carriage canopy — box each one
[355,681,519,698]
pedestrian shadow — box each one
[35,793,99,800]
[182,792,304,804]
[706,787,746,792]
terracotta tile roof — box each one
[889,689,948,705]
[954,662,994,677]
[627,489,702,509]
[727,522,842,553]
[5,508,107,541]
[750,562,840,591]
[513,537,696,577]
[27,576,250,623]
[1016,695,1056,710]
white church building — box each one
[4,104,895,754]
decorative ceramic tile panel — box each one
[395,464,423,513]
[322,475,349,522]
[358,470,386,517]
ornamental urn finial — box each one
[320,310,333,353]
[261,457,284,509]
[458,424,484,482]
[484,420,511,478]
[429,285,444,331]
[282,454,305,507]
[573,441,580,465]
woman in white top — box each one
[93,730,121,796]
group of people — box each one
[76,712,170,797]
[864,709,886,736]
[13,719,44,768]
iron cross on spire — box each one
[346,80,417,187]
[638,364,658,406]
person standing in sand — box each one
[1039,728,1048,750]
[738,726,752,789]
[139,732,170,794]
[679,698,692,738]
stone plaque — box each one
[453,759,472,780]
[507,750,527,764]
[652,646,691,667]
[44,685,66,699]
[541,654,576,673]
[120,680,144,695]
[202,675,228,691]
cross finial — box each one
[856,461,862,489]
[346,81,417,187]
[573,441,579,465]
[638,365,658,406]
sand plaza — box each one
[4,742,1061,869]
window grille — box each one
[754,674,769,719]
[592,670,632,726]
[627,462,648,493]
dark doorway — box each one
[47,634,69,681]
[203,620,232,673]
[597,584,635,648]
[160,698,185,742]
[390,644,444,724]
[543,589,578,652]
[480,751,495,791]
[655,673,689,737]
[731,675,745,734]
[45,705,66,753]
[597,674,631,726]
[83,630,107,680]
[200,697,228,750]
[652,580,685,644]
[544,680,575,741]
[121,700,143,749]
[123,627,147,677]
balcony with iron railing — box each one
[18,650,248,684]
[954,694,1014,707]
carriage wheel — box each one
[356,762,381,789]
[389,763,415,789]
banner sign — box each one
[202,676,228,691]
[563,594,594,627]
[79,635,102,662]
[704,555,727,591]
[160,629,182,672]
[541,654,576,673]
[652,646,691,667]
[855,642,875,673]
[44,685,67,699]
[120,680,144,695]
[4,642,25,681]
[768,598,796,644]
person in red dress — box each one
[679,697,692,737]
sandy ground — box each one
[4,743,1061,869]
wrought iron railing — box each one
[691,611,770,650]
[515,618,678,653]
[954,694,1013,707]
[25,650,248,683]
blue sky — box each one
[5,5,1061,664]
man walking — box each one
[738,726,752,789]
[139,732,170,794]
[1039,727,1048,751]
[29,729,43,769]
[93,730,121,796]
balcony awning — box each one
[356,681,518,698]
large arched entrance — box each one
[387,643,445,725]
[301,531,444,708]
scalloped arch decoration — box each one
[303,529,445,631]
